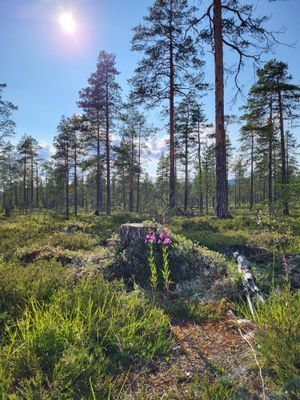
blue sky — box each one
[1,0,300,174]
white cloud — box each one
[38,141,55,161]
[145,133,168,159]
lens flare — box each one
[58,12,76,34]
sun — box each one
[58,12,76,34]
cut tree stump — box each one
[120,223,150,247]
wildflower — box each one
[158,230,172,246]
[145,231,156,244]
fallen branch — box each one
[233,252,265,319]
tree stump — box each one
[120,223,149,247]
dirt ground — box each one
[123,316,264,399]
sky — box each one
[1,0,300,176]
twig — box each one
[237,326,266,400]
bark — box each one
[65,143,70,219]
[268,100,273,214]
[278,89,288,215]
[122,168,126,210]
[250,131,254,210]
[197,120,203,215]
[136,131,141,213]
[205,158,209,215]
[23,157,27,213]
[74,145,78,216]
[213,0,229,218]
[169,0,176,208]
[30,155,34,209]
[96,116,102,211]
[36,164,39,208]
[184,114,189,212]
[129,129,134,212]
[105,80,111,216]
[234,173,237,208]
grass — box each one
[0,276,170,398]
[237,283,300,396]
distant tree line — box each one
[0,1,299,218]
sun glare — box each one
[58,12,76,34]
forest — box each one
[0,0,299,399]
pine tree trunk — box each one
[36,165,39,208]
[23,157,27,214]
[122,168,126,210]
[136,132,141,213]
[184,122,189,212]
[169,1,176,208]
[268,100,273,214]
[96,117,102,211]
[205,159,209,215]
[250,131,254,210]
[65,144,70,219]
[74,146,78,216]
[278,89,288,215]
[129,130,134,212]
[213,0,229,218]
[105,81,111,216]
[31,156,34,209]
[197,120,203,215]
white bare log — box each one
[233,251,265,318]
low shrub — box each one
[0,260,71,326]
[185,376,235,400]
[166,298,230,323]
[46,232,99,251]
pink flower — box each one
[145,231,157,244]
[158,230,172,246]
[163,237,172,245]
[145,228,172,246]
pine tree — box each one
[78,51,121,215]
[195,0,278,217]
[0,83,17,145]
[119,104,151,212]
[53,117,72,218]
[131,0,204,208]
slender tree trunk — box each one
[278,89,288,215]
[74,146,78,216]
[129,129,134,212]
[31,156,34,209]
[23,157,27,214]
[122,168,126,210]
[268,101,273,214]
[169,1,176,208]
[36,164,39,208]
[105,81,111,216]
[184,118,189,212]
[286,133,290,185]
[234,174,237,208]
[250,131,254,210]
[205,158,209,215]
[65,143,70,219]
[96,116,102,211]
[136,132,141,213]
[213,0,229,218]
[197,120,203,215]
